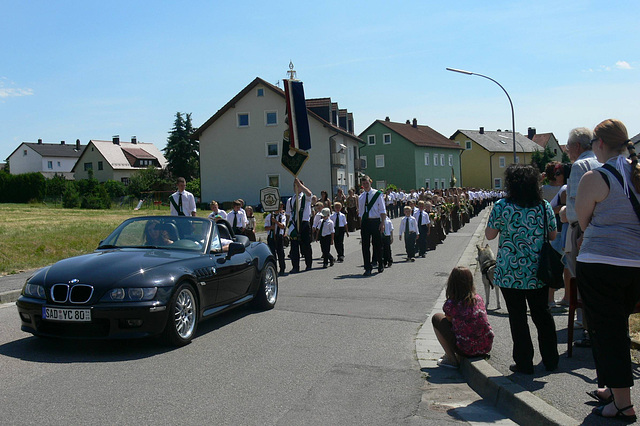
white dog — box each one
[476,244,500,309]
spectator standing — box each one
[346,188,359,232]
[575,119,640,421]
[485,164,559,375]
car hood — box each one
[36,248,199,288]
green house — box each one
[358,118,463,190]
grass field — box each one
[0,203,264,275]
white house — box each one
[192,77,363,206]
[7,139,85,179]
[72,136,167,184]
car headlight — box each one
[101,287,157,302]
[23,283,46,299]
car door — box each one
[213,246,254,305]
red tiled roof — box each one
[532,133,552,148]
[376,120,463,150]
[121,147,155,159]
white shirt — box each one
[413,210,431,227]
[317,218,335,237]
[208,209,227,220]
[399,215,419,235]
[228,209,247,229]
[383,217,394,236]
[170,190,196,216]
[312,212,323,229]
[358,189,386,219]
[330,211,347,228]
[286,193,313,222]
[265,212,286,236]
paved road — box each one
[0,212,510,425]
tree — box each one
[164,112,199,181]
[530,145,557,173]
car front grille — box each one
[51,284,95,304]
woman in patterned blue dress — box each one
[485,164,559,374]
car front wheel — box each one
[163,283,198,346]
[252,262,277,310]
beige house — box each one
[451,128,544,190]
[192,77,363,206]
[7,139,85,179]
[527,127,563,161]
[72,136,167,184]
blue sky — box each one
[2,0,639,161]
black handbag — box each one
[537,203,564,289]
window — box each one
[434,181,439,189]
[499,157,506,168]
[265,111,277,126]
[266,142,279,157]
[57,161,61,167]
[441,179,446,188]
[367,135,375,145]
[84,162,93,171]
[98,161,103,170]
[424,153,430,166]
[121,177,130,186]
[554,148,558,155]
[375,155,385,168]
[494,178,502,189]
[23,150,28,156]
[465,141,472,150]
[376,180,385,190]
[433,154,438,166]
[448,155,453,166]
[425,179,430,189]
[257,88,264,97]
[360,156,367,169]
[440,154,445,166]
[237,113,250,127]
[47,161,53,169]
[383,133,391,144]
[267,175,280,188]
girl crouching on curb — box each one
[432,266,494,368]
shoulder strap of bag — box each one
[601,163,640,223]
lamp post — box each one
[446,68,517,164]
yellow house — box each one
[451,127,545,190]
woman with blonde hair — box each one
[575,119,640,421]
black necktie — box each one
[178,193,183,215]
[232,213,237,230]
[319,219,325,237]
[418,212,422,226]
[404,218,409,238]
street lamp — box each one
[446,68,517,164]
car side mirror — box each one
[226,242,246,259]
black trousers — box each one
[416,224,428,255]
[404,232,416,259]
[320,235,334,265]
[577,261,640,388]
[290,221,312,270]
[500,285,558,370]
[267,234,286,272]
[334,226,346,258]
[382,235,392,265]
[361,218,382,272]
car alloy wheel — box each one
[252,262,277,310]
[164,283,198,346]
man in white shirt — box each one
[358,175,387,276]
[227,200,247,235]
[286,178,313,273]
[169,177,197,217]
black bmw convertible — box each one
[16,216,278,346]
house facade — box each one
[72,137,167,184]
[7,139,85,179]
[451,128,545,190]
[527,127,563,161]
[359,118,463,191]
[192,77,363,206]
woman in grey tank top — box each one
[575,119,640,421]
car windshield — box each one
[99,217,211,252]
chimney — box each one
[412,118,417,128]
[527,127,536,139]
[60,140,65,145]
[385,116,390,122]
[37,139,42,144]
[76,139,81,150]
[112,135,120,145]
[131,136,137,144]
[406,119,411,125]
[479,127,484,134]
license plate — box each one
[42,306,91,322]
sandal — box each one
[586,389,613,405]
[592,401,637,423]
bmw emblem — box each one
[69,279,80,284]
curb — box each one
[0,290,21,304]
[416,209,579,425]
